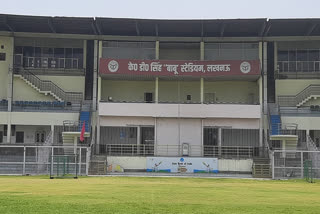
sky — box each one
[1,0,320,19]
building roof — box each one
[1,14,320,37]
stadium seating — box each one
[79,111,90,132]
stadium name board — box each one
[146,157,218,173]
[100,58,260,77]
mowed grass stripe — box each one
[0,176,319,214]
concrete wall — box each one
[204,81,259,104]
[101,80,155,102]
[101,80,258,104]
[203,118,260,129]
[3,125,51,144]
[282,116,320,131]
[0,36,13,100]
[39,76,85,94]
[13,77,55,101]
[276,79,320,106]
[106,156,253,172]
[99,103,261,119]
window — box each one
[16,132,24,143]
[0,131,3,143]
[0,53,5,61]
[35,131,46,143]
[11,125,15,136]
[144,93,153,103]
[186,95,192,101]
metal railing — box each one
[14,55,83,70]
[96,144,266,159]
[271,123,298,136]
[15,69,83,103]
[278,84,320,107]
[0,145,89,175]
[100,100,260,105]
[63,120,90,133]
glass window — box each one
[14,46,23,54]
[297,50,308,61]
[277,51,288,61]
[34,47,41,57]
[309,50,319,61]
[54,48,65,58]
[288,50,296,61]
[23,46,34,57]
[65,48,73,58]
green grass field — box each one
[0,176,319,214]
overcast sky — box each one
[2,0,320,19]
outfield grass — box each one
[0,176,319,214]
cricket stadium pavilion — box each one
[0,14,320,177]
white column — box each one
[155,77,159,103]
[6,123,11,144]
[218,128,222,157]
[92,40,98,111]
[137,126,141,155]
[73,136,78,155]
[200,78,204,104]
[258,77,263,148]
[51,125,54,144]
[200,41,205,61]
[96,116,101,154]
[155,41,160,60]
[154,117,157,156]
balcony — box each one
[99,102,261,119]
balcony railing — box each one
[14,55,85,75]
[276,61,320,79]
[100,100,259,105]
[96,144,266,159]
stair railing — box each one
[307,135,319,151]
[18,69,83,103]
[278,84,320,107]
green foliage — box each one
[0,176,319,214]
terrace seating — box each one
[13,100,65,108]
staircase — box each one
[252,158,272,178]
[270,115,281,135]
[79,111,90,132]
[16,69,83,103]
[278,84,320,107]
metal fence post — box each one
[79,148,82,175]
[51,146,54,176]
[86,147,90,176]
[272,151,275,179]
[22,146,26,175]
[301,151,304,179]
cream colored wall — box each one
[203,118,260,129]
[10,112,79,126]
[39,76,85,93]
[281,117,320,131]
[158,81,200,103]
[101,80,155,102]
[13,77,55,101]
[276,79,320,106]
[278,41,320,50]
[0,36,13,100]
[204,81,259,103]
[7,125,51,144]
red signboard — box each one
[99,58,260,77]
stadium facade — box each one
[0,14,319,176]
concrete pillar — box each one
[258,77,263,148]
[97,77,102,102]
[200,41,205,61]
[96,116,100,154]
[137,126,141,155]
[218,128,222,157]
[73,136,78,154]
[200,78,204,104]
[92,40,98,111]
[154,117,157,156]
[51,125,54,144]
[83,40,87,69]
[6,123,11,144]
[155,41,160,60]
[155,77,159,103]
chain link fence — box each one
[272,150,320,179]
[0,145,90,175]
